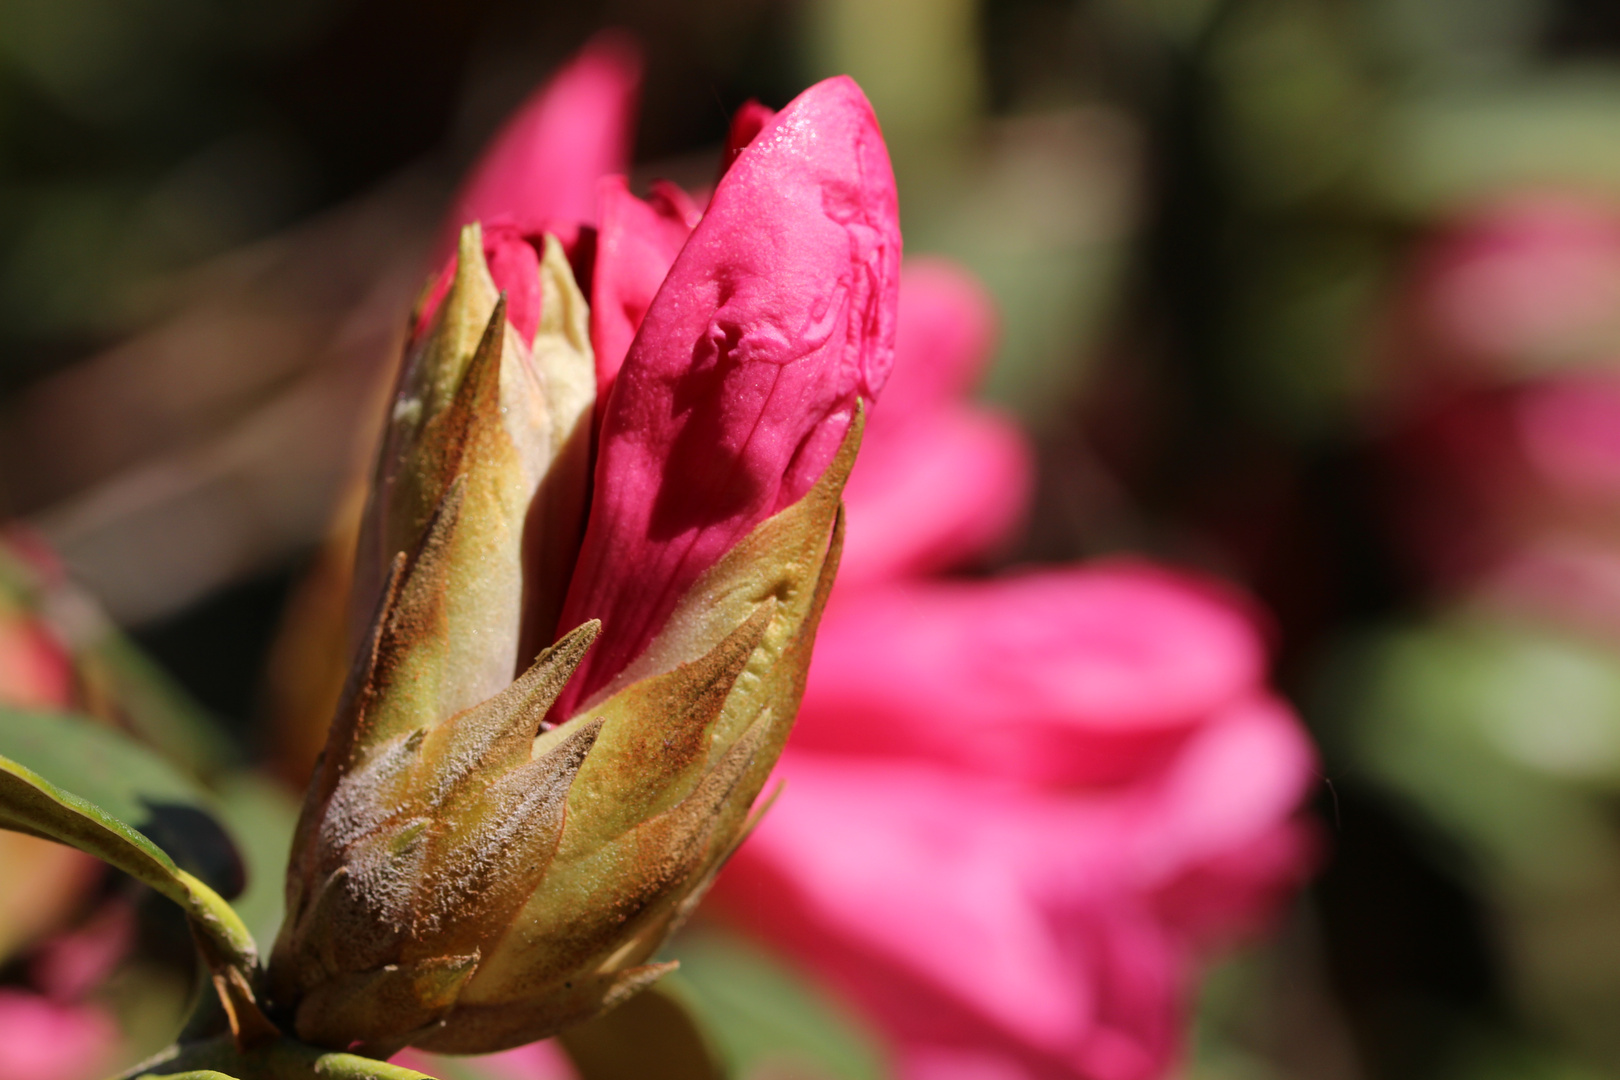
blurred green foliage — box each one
[13,0,1620,1078]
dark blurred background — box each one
[10,1,1620,1078]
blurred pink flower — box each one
[1408,192,1620,380]
[1385,373,1620,593]
[836,259,1034,589]
[712,566,1316,1080]
[0,989,117,1080]
[791,567,1270,786]
[0,535,75,712]
[1383,194,1620,594]
[30,900,135,1003]
[437,30,641,259]
[0,611,72,711]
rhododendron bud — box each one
[269,74,899,1058]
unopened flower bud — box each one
[268,73,899,1058]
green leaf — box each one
[0,708,256,974]
[0,706,244,895]
[398,1053,529,1080]
[212,773,301,949]
[125,1035,442,1079]
[664,926,891,1080]
[558,983,722,1080]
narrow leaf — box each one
[665,926,891,1080]
[558,984,723,1080]
[126,1035,442,1079]
[0,709,256,977]
[0,706,243,895]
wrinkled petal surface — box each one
[553,75,900,715]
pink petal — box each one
[31,900,136,1002]
[719,99,777,180]
[1123,696,1317,885]
[716,754,1093,1058]
[438,31,641,257]
[880,259,998,421]
[0,614,73,711]
[0,990,117,1080]
[790,564,1269,785]
[706,556,1314,1080]
[588,177,700,406]
[837,405,1033,587]
[711,753,1193,1080]
[1417,192,1620,374]
[1516,373,1620,497]
[553,76,901,714]
[414,222,544,347]
[712,697,1315,1080]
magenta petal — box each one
[588,176,699,406]
[0,990,117,1080]
[881,258,999,420]
[414,222,544,347]
[484,223,544,345]
[710,752,1189,1080]
[710,633,1313,1080]
[437,31,641,258]
[837,405,1033,587]
[553,76,901,714]
[719,99,777,180]
[792,565,1270,785]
